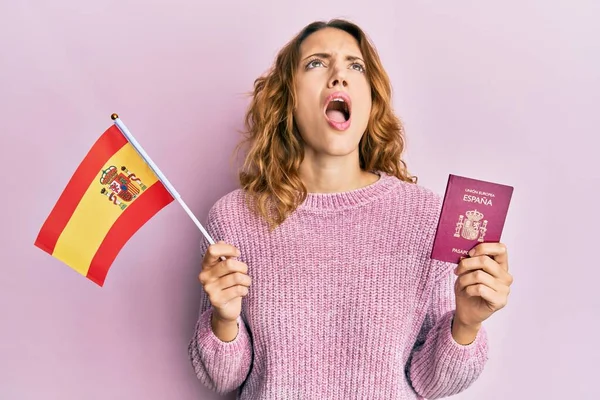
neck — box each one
[298,155,378,193]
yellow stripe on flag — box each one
[52,143,159,276]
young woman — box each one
[188,18,513,399]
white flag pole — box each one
[110,113,216,246]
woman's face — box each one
[293,27,372,161]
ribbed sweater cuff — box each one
[439,310,488,362]
[410,311,488,398]
[196,307,250,355]
[189,308,252,394]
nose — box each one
[328,67,348,88]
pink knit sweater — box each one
[188,172,488,399]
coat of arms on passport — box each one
[431,174,514,264]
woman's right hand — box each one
[199,241,252,324]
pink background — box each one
[2,1,598,399]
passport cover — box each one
[431,174,514,264]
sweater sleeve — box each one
[406,261,489,399]
[187,204,253,395]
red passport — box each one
[431,174,514,264]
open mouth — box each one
[325,97,351,123]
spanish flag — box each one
[35,120,174,286]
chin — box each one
[310,139,362,157]
[300,121,367,155]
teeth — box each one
[332,98,345,102]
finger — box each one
[464,284,508,309]
[468,242,508,269]
[456,269,500,293]
[456,255,504,280]
[213,258,249,279]
[199,258,249,285]
[219,285,250,305]
[210,285,249,308]
[204,272,251,303]
[204,241,241,266]
[216,272,252,291]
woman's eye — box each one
[307,59,324,69]
[351,63,365,73]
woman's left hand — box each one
[453,242,513,331]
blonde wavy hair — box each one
[236,19,417,230]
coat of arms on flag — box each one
[100,165,147,209]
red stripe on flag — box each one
[86,182,174,286]
[34,125,128,254]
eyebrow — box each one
[301,52,365,63]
